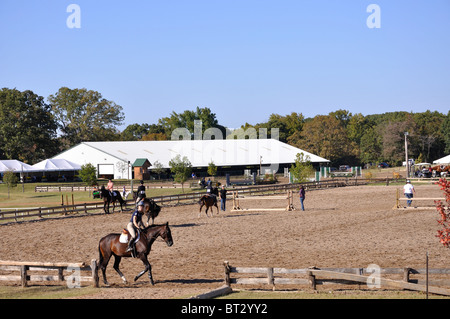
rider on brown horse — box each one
[126,201,145,253]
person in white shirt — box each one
[403,180,416,207]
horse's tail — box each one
[98,239,104,266]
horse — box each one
[98,223,173,286]
[142,197,161,225]
[198,187,219,218]
[100,185,126,214]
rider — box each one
[107,179,115,198]
[136,180,146,205]
[126,201,145,253]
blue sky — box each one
[1,1,449,130]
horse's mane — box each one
[142,223,168,233]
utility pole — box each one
[404,132,409,179]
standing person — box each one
[299,185,305,211]
[403,180,416,207]
[219,185,228,211]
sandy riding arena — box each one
[1,184,449,298]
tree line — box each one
[1,87,449,166]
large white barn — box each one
[52,139,329,179]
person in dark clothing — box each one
[219,185,228,211]
[136,180,146,205]
[299,185,306,211]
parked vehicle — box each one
[377,162,389,168]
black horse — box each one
[198,187,219,217]
[142,198,161,225]
[100,186,126,214]
[98,223,173,286]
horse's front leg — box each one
[134,256,154,285]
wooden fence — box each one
[0,259,99,288]
[223,262,450,296]
[0,201,108,223]
[1,178,398,225]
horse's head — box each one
[144,199,161,214]
[100,185,106,198]
[160,222,173,247]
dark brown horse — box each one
[142,198,161,225]
[198,187,219,217]
[100,186,126,214]
[98,223,173,286]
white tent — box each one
[0,160,37,173]
[433,155,450,165]
[31,159,81,172]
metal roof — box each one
[80,139,329,168]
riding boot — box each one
[126,237,134,252]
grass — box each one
[0,182,199,209]
[0,285,100,299]
[217,289,450,299]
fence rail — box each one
[223,262,450,296]
[0,259,99,288]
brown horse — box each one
[198,187,219,218]
[98,223,173,286]
[142,198,161,225]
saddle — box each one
[120,229,140,258]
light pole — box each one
[404,132,409,179]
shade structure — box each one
[0,160,37,173]
[433,155,450,165]
[31,159,82,172]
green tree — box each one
[151,160,166,179]
[289,153,315,183]
[3,170,18,199]
[289,115,358,165]
[442,111,450,154]
[48,87,124,148]
[207,161,217,177]
[0,88,58,162]
[158,107,222,138]
[121,123,151,141]
[168,155,192,192]
[79,163,97,186]
[413,111,445,162]
[360,126,382,164]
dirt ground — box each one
[1,183,449,299]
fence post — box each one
[224,261,231,287]
[91,259,99,288]
[267,267,275,290]
[307,269,316,291]
[403,267,411,283]
[20,265,28,287]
